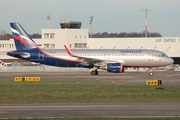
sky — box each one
[0,0,180,37]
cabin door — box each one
[39,51,44,61]
[148,51,154,61]
[104,53,110,60]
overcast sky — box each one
[0,0,180,36]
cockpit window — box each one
[159,53,168,57]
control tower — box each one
[60,21,82,29]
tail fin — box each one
[10,22,37,50]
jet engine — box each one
[107,63,125,73]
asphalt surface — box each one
[0,103,180,118]
[0,70,180,85]
[0,71,180,118]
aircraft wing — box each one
[64,45,105,64]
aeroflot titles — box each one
[156,38,177,42]
[121,51,142,53]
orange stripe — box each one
[120,64,123,73]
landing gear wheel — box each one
[149,72,153,76]
[95,71,98,75]
[91,70,98,75]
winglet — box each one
[64,45,73,56]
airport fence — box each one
[0,65,90,72]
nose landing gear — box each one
[149,72,153,76]
[148,67,153,76]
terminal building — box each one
[0,21,180,64]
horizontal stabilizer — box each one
[8,51,30,58]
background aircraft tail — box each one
[10,22,37,50]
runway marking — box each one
[1,104,180,109]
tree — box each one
[91,31,162,38]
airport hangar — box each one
[0,21,180,64]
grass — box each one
[0,79,180,119]
[0,78,180,104]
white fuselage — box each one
[43,49,174,67]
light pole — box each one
[89,16,93,38]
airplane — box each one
[7,22,174,76]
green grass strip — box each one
[0,78,180,103]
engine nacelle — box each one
[107,63,125,73]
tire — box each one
[149,72,153,76]
[95,71,98,75]
[91,70,98,75]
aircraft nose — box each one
[168,58,174,64]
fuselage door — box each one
[39,51,44,61]
[148,51,154,61]
[104,53,110,60]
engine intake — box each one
[107,63,125,73]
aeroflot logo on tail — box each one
[11,27,36,48]
[11,28,31,42]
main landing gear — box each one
[91,70,98,75]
